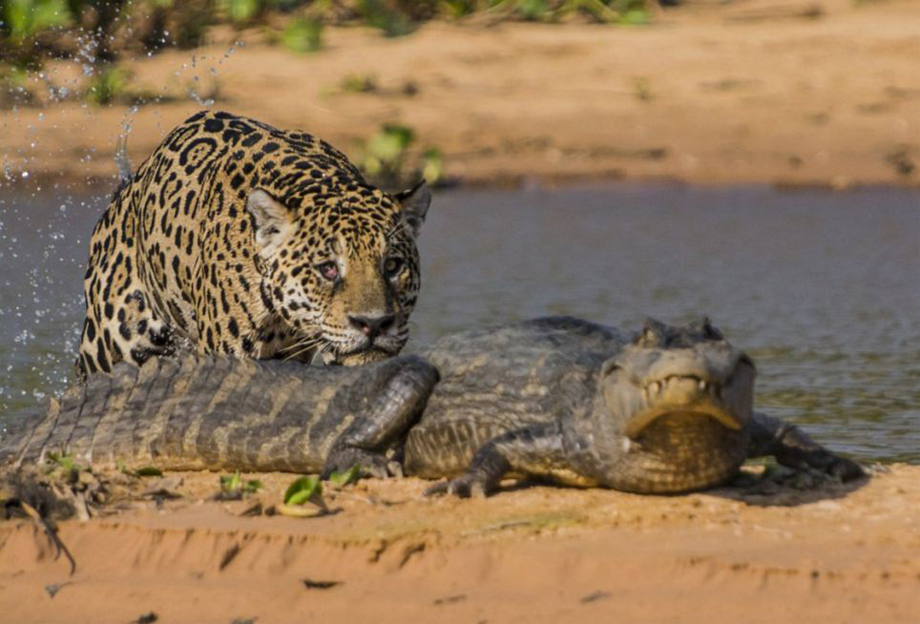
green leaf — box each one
[284,475,323,506]
[220,0,260,24]
[420,147,444,185]
[243,479,264,494]
[327,464,361,487]
[46,451,81,471]
[85,65,130,106]
[5,0,71,40]
[516,0,548,21]
[220,471,242,492]
[135,466,164,477]
[358,0,415,38]
[619,8,649,25]
[367,124,415,164]
[282,18,323,54]
[340,73,378,94]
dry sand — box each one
[1,464,918,623]
[1,0,918,190]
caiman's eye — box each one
[315,261,339,282]
[384,257,403,278]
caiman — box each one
[0,317,864,496]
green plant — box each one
[340,72,378,93]
[116,460,164,477]
[85,64,129,105]
[277,474,326,516]
[326,464,361,487]
[134,466,164,477]
[358,0,415,37]
[355,123,446,188]
[419,147,443,185]
[284,475,323,505]
[282,16,322,53]
[633,76,652,102]
[2,0,71,41]
[218,0,261,24]
[358,122,415,185]
[515,0,548,20]
[0,64,36,106]
[46,451,81,471]
[219,471,263,496]
[441,0,481,19]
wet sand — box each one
[1,464,918,623]
[1,0,918,190]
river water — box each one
[0,183,917,462]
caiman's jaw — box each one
[622,365,754,439]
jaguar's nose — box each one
[348,313,395,340]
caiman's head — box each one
[590,317,755,493]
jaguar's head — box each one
[247,179,430,365]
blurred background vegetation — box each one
[0,0,655,185]
[0,0,654,70]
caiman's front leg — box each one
[425,422,592,498]
[747,411,865,481]
[322,357,439,479]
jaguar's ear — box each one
[247,189,295,257]
[394,179,431,238]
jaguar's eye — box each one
[384,257,403,278]
[316,261,339,282]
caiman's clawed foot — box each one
[781,447,866,482]
[424,472,491,498]
[321,447,402,480]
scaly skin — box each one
[0,317,863,495]
[1,354,438,477]
[412,317,862,496]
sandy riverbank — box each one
[1,0,918,191]
[0,464,918,623]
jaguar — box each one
[77,110,431,377]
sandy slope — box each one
[1,464,917,623]
[1,0,918,190]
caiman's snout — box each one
[621,368,753,439]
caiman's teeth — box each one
[699,380,707,391]
[649,381,660,395]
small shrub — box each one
[219,471,263,496]
[218,0,261,24]
[355,122,446,188]
[340,73,378,93]
[358,0,415,37]
[283,475,322,505]
[282,16,322,53]
[85,65,129,105]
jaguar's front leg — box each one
[322,357,439,480]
